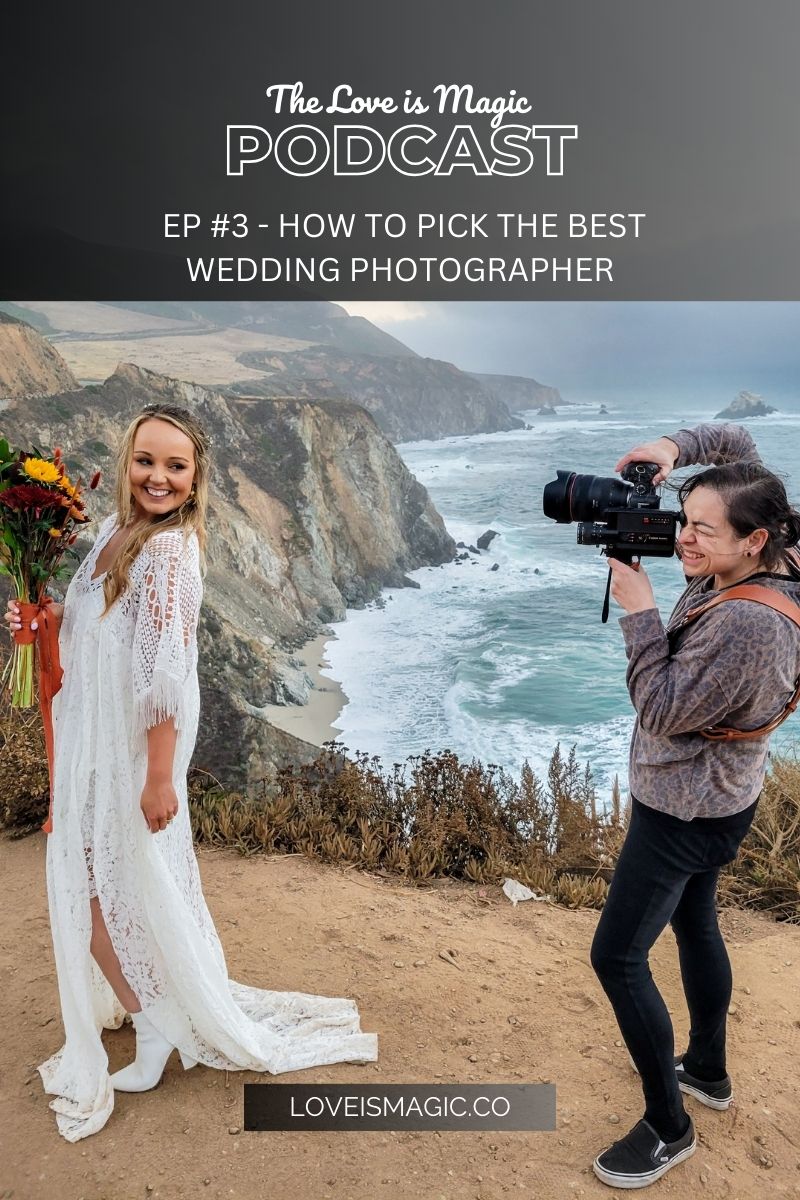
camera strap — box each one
[671,578,800,741]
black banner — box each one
[3,0,800,298]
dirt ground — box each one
[2,834,799,1200]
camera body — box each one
[543,461,679,564]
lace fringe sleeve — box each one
[131,530,202,738]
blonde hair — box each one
[100,404,211,616]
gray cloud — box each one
[347,302,800,408]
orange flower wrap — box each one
[14,597,64,833]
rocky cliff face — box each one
[231,346,524,442]
[2,357,455,788]
[0,313,78,400]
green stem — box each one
[8,569,36,709]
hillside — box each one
[231,346,525,441]
[4,302,556,441]
[0,312,78,398]
[472,371,563,413]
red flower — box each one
[89,470,102,490]
[0,483,64,511]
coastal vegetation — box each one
[3,692,798,921]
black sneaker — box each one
[628,1051,733,1110]
[675,1059,733,1111]
[593,1117,696,1189]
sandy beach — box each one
[263,632,349,747]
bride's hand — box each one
[140,779,179,833]
[4,597,64,636]
[4,598,29,635]
[614,437,680,486]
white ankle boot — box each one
[110,1011,196,1092]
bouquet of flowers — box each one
[0,438,100,708]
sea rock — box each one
[477,529,499,550]
[714,390,777,419]
[537,404,558,416]
[490,563,500,572]
[269,660,313,706]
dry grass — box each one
[1,685,797,921]
[187,743,622,909]
[718,754,800,921]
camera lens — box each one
[542,470,576,523]
[543,471,631,523]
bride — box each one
[6,403,378,1142]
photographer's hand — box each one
[614,437,680,485]
[608,557,657,614]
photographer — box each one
[589,422,800,1188]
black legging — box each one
[590,795,757,1141]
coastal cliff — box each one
[0,325,455,787]
[231,346,525,441]
[469,371,563,413]
[5,302,539,442]
[0,312,79,399]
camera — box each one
[543,461,680,564]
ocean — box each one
[322,403,800,806]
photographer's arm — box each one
[618,605,746,737]
[665,423,762,470]
[615,423,762,485]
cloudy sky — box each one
[340,302,800,408]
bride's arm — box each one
[141,718,180,833]
[131,530,202,832]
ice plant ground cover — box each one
[0,437,100,707]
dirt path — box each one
[2,834,799,1200]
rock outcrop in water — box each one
[715,390,777,419]
[0,323,455,788]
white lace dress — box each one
[38,513,378,1142]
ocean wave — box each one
[324,405,798,801]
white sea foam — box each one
[324,404,800,801]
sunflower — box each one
[23,457,61,486]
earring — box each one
[745,551,752,557]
